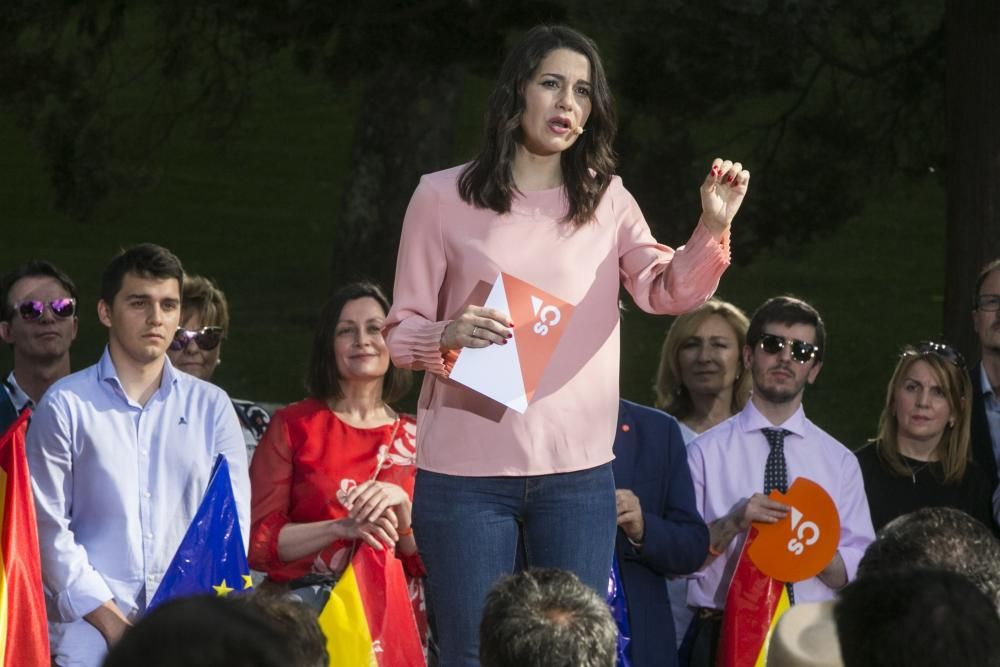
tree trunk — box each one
[944,0,1000,360]
[332,63,465,293]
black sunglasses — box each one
[757,332,820,364]
[901,341,966,370]
[169,326,224,351]
[11,297,77,321]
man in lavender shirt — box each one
[683,296,874,666]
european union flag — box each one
[147,454,252,610]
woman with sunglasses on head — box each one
[384,25,749,664]
[855,342,994,532]
[166,275,271,462]
[247,282,427,659]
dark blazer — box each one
[612,400,709,667]
[0,385,17,436]
[970,363,999,491]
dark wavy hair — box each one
[458,25,617,226]
[306,282,411,404]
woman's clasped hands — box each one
[340,480,412,551]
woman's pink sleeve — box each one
[383,176,453,377]
[614,178,731,315]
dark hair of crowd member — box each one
[458,25,618,227]
[102,596,288,667]
[306,281,411,403]
[479,568,617,667]
[99,243,185,305]
[0,260,79,321]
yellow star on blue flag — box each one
[213,579,235,597]
[147,455,251,610]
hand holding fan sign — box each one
[747,478,840,582]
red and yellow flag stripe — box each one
[0,412,50,667]
[718,528,791,667]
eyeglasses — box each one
[901,341,966,370]
[169,326,224,351]
[975,294,1000,312]
[11,298,77,321]
[757,333,820,364]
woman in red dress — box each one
[247,282,425,644]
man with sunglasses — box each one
[25,244,250,667]
[681,297,874,666]
[0,260,79,433]
[971,259,1000,494]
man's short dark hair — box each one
[479,568,617,667]
[835,568,1000,667]
[99,243,184,305]
[102,596,288,667]
[0,260,78,321]
[857,507,1000,611]
[746,295,826,362]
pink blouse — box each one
[384,165,730,476]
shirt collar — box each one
[737,398,808,439]
[4,371,33,412]
[979,363,995,398]
[97,346,180,401]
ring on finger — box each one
[472,326,479,338]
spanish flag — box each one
[0,411,50,666]
[318,544,425,667]
[717,528,791,667]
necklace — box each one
[901,457,932,484]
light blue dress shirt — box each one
[979,364,1000,470]
[27,348,250,666]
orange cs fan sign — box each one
[747,478,840,583]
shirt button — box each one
[143,491,151,498]
[145,533,153,540]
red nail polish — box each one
[726,174,733,182]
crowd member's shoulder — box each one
[618,398,674,425]
[801,415,855,459]
[34,363,100,411]
[269,397,327,423]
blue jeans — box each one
[412,463,617,667]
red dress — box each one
[248,399,426,623]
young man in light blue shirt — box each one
[27,244,250,667]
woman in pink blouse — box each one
[383,25,749,665]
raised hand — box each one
[699,158,750,237]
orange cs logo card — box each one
[448,273,575,413]
[747,477,840,583]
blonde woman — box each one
[656,298,751,441]
[855,342,993,531]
